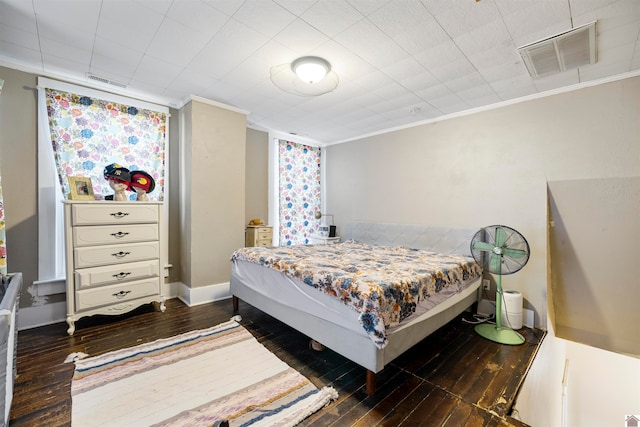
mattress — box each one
[232,259,479,332]
[231,241,482,348]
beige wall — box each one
[326,75,640,330]
[179,102,193,288]
[0,66,42,307]
[166,105,181,283]
[245,128,269,225]
[181,99,246,288]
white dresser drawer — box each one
[73,223,159,247]
[72,203,159,225]
[74,241,159,268]
[75,259,160,289]
[245,226,273,247]
[75,278,160,311]
[257,230,272,240]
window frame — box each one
[36,77,170,289]
[267,131,326,247]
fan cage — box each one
[470,225,530,275]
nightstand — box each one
[246,226,273,247]
[309,235,341,245]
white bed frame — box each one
[230,222,481,396]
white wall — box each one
[325,75,640,330]
[513,322,640,427]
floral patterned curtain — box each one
[45,89,166,200]
[278,140,321,246]
[0,175,6,276]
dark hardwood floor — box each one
[9,298,544,426]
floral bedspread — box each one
[230,241,482,349]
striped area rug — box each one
[71,320,337,427]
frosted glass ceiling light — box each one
[292,57,330,84]
[270,56,339,97]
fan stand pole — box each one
[474,271,525,345]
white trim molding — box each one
[181,95,249,115]
[18,301,67,331]
[176,282,231,307]
[32,278,66,296]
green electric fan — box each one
[470,225,530,345]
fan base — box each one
[475,323,525,345]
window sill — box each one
[33,278,66,296]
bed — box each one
[230,222,483,396]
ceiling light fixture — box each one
[270,56,339,97]
[292,56,330,84]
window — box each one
[37,77,169,285]
[276,139,321,246]
[44,89,166,201]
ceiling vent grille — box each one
[86,73,127,88]
[518,21,597,79]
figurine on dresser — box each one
[103,163,131,201]
[128,170,155,201]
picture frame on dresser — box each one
[67,176,95,201]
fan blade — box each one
[502,247,528,259]
[494,226,507,248]
[473,241,495,252]
[489,253,502,273]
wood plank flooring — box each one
[9,298,544,426]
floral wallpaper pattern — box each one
[0,174,6,276]
[278,140,321,246]
[45,89,167,200]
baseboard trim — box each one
[177,282,231,307]
[477,298,535,329]
[18,301,67,331]
[17,281,189,331]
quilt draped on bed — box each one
[231,241,482,349]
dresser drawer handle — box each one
[112,290,131,299]
[110,211,130,219]
[112,272,131,280]
[111,231,130,239]
[111,251,131,259]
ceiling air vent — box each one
[86,73,127,88]
[518,21,596,79]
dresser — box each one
[245,226,273,247]
[63,201,165,335]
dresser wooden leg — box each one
[153,299,166,312]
